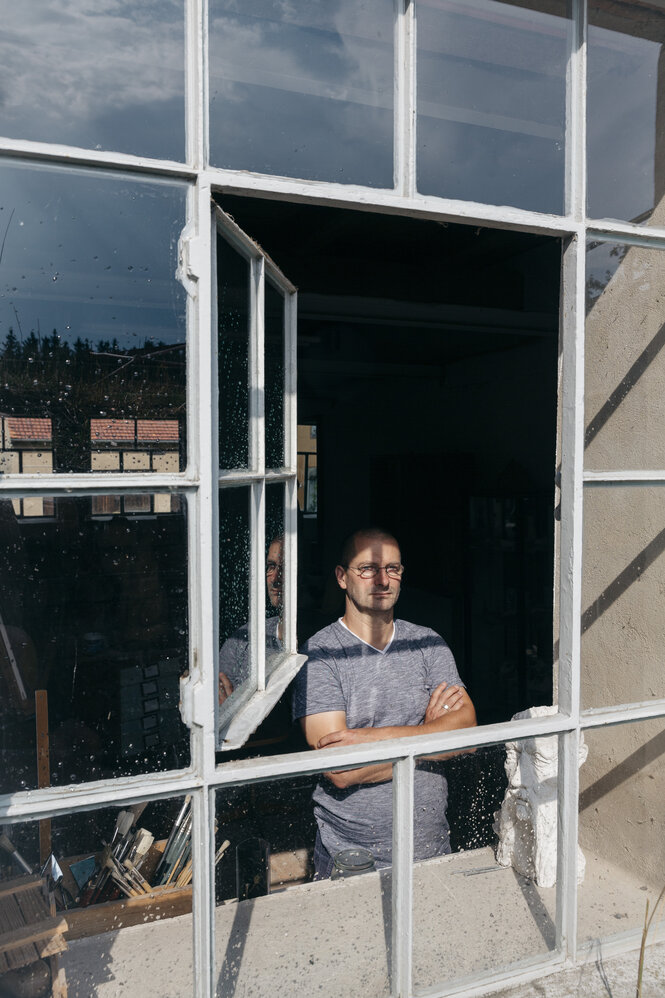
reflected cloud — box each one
[0,1,185,159]
[209,0,394,185]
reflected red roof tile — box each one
[90,419,135,442]
[6,417,52,442]
[90,418,180,444]
[137,420,180,443]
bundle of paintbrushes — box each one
[83,802,154,902]
[83,797,229,902]
[151,796,230,889]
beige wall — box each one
[580,236,665,885]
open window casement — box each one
[214,204,305,750]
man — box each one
[218,535,284,706]
[293,527,476,877]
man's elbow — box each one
[324,768,355,790]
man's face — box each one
[336,536,402,615]
[266,539,283,609]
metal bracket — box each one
[176,223,205,298]
[179,670,206,729]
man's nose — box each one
[374,567,391,584]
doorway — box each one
[216,195,560,726]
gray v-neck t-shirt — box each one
[293,618,463,867]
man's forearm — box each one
[324,762,393,789]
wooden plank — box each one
[0,915,68,954]
[0,875,43,898]
[50,952,69,998]
[35,690,52,864]
[63,887,192,940]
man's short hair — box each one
[340,527,400,567]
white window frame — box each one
[213,205,306,749]
[2,1,665,996]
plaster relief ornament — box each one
[493,705,588,888]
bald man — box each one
[293,527,476,877]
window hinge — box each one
[176,224,205,297]
[179,669,206,729]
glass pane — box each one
[415,736,557,990]
[1,798,193,997]
[585,240,665,472]
[218,487,252,729]
[214,773,390,997]
[217,235,250,470]
[266,483,286,678]
[0,163,187,473]
[297,424,318,516]
[0,2,185,160]
[209,0,394,187]
[582,486,665,709]
[579,720,665,943]
[0,494,189,794]
[265,281,285,470]
[417,0,570,213]
[587,1,665,224]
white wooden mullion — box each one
[284,288,298,655]
[190,183,216,998]
[555,206,586,963]
[392,757,414,997]
[565,0,586,221]
[191,788,214,998]
[250,256,266,691]
[250,480,266,693]
[395,0,416,198]
[185,0,206,170]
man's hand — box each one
[318,727,379,749]
[424,682,465,724]
[218,670,234,705]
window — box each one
[2,3,665,997]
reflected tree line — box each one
[0,327,186,473]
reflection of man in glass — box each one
[218,536,283,705]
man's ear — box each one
[334,565,347,590]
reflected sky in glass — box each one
[0,162,187,472]
[417,0,569,213]
[209,0,394,186]
[587,7,663,224]
[0,1,185,161]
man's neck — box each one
[341,604,395,651]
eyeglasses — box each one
[266,561,282,575]
[345,563,404,580]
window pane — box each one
[214,773,390,997]
[579,720,665,942]
[0,163,187,473]
[0,495,189,794]
[1,798,193,997]
[582,486,665,709]
[266,483,287,679]
[415,737,557,990]
[417,0,570,213]
[209,0,394,187]
[587,1,665,224]
[585,241,665,472]
[0,2,185,160]
[218,487,252,728]
[218,236,250,470]
[265,282,285,470]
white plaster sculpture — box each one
[493,705,588,888]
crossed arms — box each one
[300,681,477,789]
